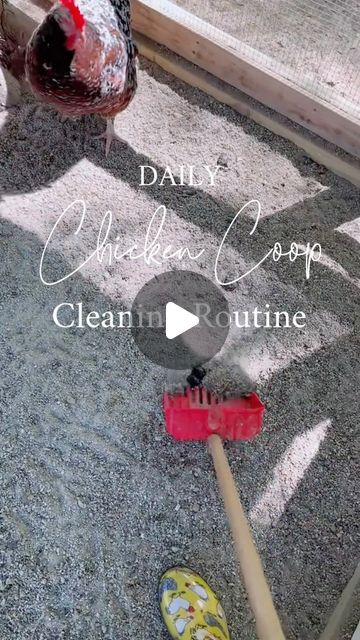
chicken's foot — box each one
[94,118,124,157]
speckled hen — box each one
[25,0,138,156]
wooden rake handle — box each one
[208,434,286,640]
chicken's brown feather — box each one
[25,0,137,118]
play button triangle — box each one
[131,270,230,370]
[166,302,199,340]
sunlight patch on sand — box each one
[336,217,360,244]
[250,419,330,527]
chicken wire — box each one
[166,0,360,122]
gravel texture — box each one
[0,58,359,640]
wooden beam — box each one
[131,0,360,160]
[137,35,360,189]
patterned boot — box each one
[159,567,230,640]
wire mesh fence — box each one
[168,0,360,122]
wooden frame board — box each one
[138,35,360,189]
[131,0,360,160]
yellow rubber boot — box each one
[159,567,230,640]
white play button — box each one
[131,271,230,369]
[166,302,199,340]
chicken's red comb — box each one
[59,0,85,31]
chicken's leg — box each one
[95,118,124,157]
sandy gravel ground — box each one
[173,0,360,119]
[0,58,359,639]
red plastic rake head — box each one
[163,387,265,442]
